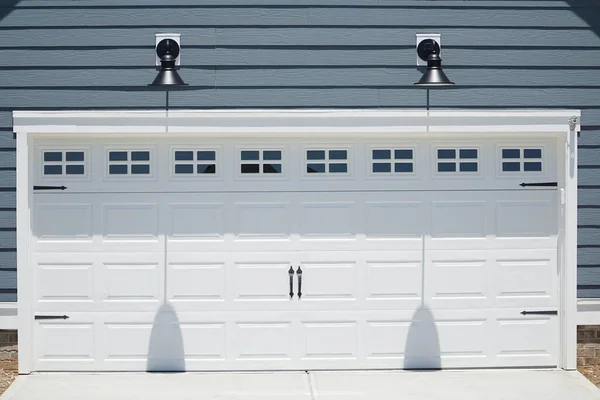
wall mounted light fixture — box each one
[414,38,454,87]
[149,37,188,86]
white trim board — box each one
[13,109,581,135]
[12,108,581,373]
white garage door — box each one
[30,136,560,371]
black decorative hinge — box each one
[34,315,69,320]
[33,185,67,191]
[520,310,558,316]
[519,182,557,188]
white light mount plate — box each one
[155,33,181,66]
[416,33,441,66]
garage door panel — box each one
[425,257,489,309]
[494,252,557,308]
[493,313,558,367]
[168,202,226,241]
[496,199,556,238]
[233,262,293,304]
[425,249,557,309]
[235,201,293,240]
[299,201,357,239]
[365,201,424,239]
[34,253,164,312]
[167,262,226,304]
[299,262,358,301]
[365,260,422,304]
[431,201,487,239]
[234,321,294,361]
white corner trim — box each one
[16,131,31,374]
[13,109,582,136]
[561,123,578,370]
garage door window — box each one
[306,149,349,174]
[371,148,414,174]
[42,150,86,176]
[436,148,479,173]
[240,149,282,174]
[173,149,217,175]
[107,150,151,176]
[501,148,543,173]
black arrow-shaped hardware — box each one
[35,315,69,320]
[288,266,295,299]
[520,310,557,315]
[519,182,557,188]
[297,266,303,299]
[33,185,67,191]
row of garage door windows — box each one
[41,147,544,177]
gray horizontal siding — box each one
[8,0,600,7]
[5,68,600,89]
[0,8,597,28]
[4,28,600,48]
[2,48,600,68]
[0,1,599,300]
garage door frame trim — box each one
[13,109,581,373]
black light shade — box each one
[414,53,454,86]
[150,54,188,86]
[149,39,188,87]
[414,39,454,87]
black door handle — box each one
[288,266,294,299]
[297,266,303,299]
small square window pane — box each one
[109,151,128,161]
[307,150,325,160]
[502,162,520,172]
[329,150,347,160]
[241,151,259,161]
[263,150,282,161]
[459,162,478,172]
[175,151,194,161]
[198,164,216,174]
[65,151,84,162]
[395,149,413,160]
[307,163,325,173]
[502,149,520,159]
[438,149,456,159]
[44,152,62,162]
[197,151,216,161]
[395,163,413,173]
[131,151,150,161]
[109,164,127,175]
[44,165,62,175]
[175,164,194,174]
[459,149,478,159]
[438,162,456,172]
[524,149,542,159]
[329,163,348,173]
[241,164,260,174]
[373,163,391,173]
[65,165,84,175]
[373,150,391,160]
[131,164,150,174]
[524,162,542,172]
[263,163,282,173]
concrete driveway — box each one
[2,370,599,400]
